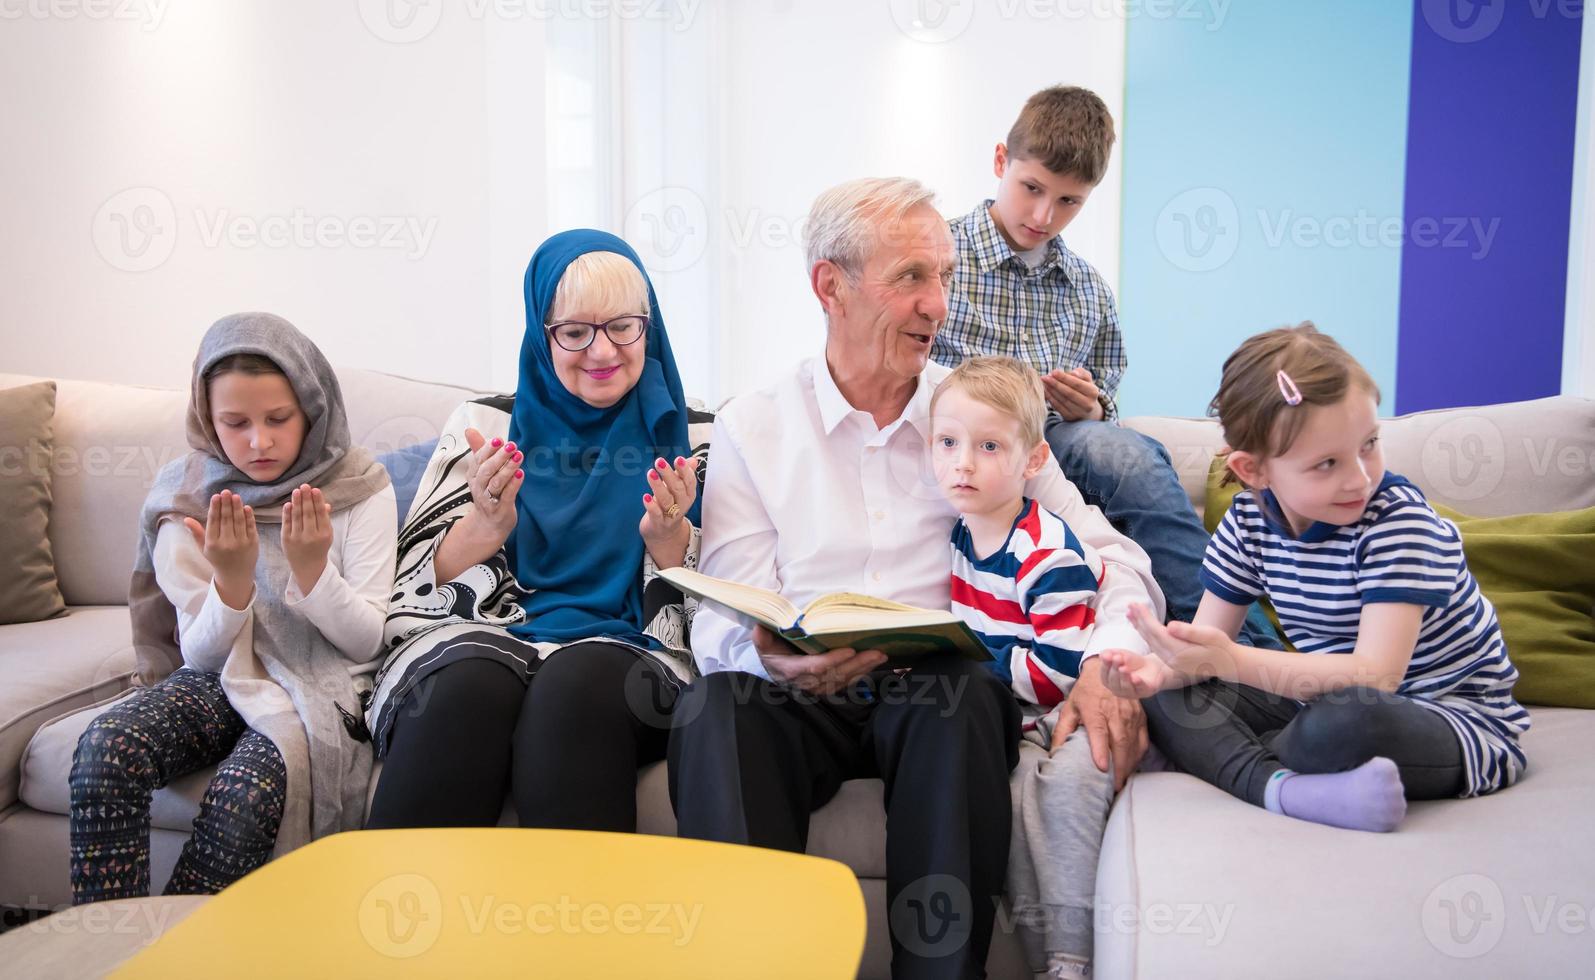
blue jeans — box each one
[1045,418,1284,651]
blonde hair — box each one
[547,251,649,323]
[803,176,939,281]
[1210,322,1381,486]
[1006,85,1117,186]
[931,356,1048,447]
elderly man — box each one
[668,177,1163,979]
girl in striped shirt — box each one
[1102,324,1529,833]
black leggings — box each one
[365,642,677,831]
[69,668,286,904]
[1143,680,1467,806]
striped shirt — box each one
[950,497,1104,708]
[1201,471,1530,796]
[933,201,1128,421]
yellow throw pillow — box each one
[1203,455,1595,708]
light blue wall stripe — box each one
[1117,2,1414,418]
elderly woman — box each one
[364,230,705,831]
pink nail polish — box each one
[643,494,653,504]
[513,451,523,462]
[506,443,517,453]
[491,438,503,448]
[656,459,667,470]
[515,470,523,480]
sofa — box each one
[2,368,1591,979]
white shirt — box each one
[153,485,399,673]
[692,356,1164,679]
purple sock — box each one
[1262,757,1407,832]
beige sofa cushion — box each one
[0,374,189,608]
[0,381,67,625]
[1095,707,1595,978]
[1126,395,1595,520]
[0,607,135,810]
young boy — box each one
[933,84,1282,657]
[929,356,1115,980]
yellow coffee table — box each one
[113,829,865,978]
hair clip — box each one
[1276,370,1303,406]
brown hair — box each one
[1210,322,1381,486]
[203,352,284,390]
[931,356,1048,447]
[1005,85,1116,186]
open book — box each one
[659,567,992,663]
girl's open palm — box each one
[283,484,333,592]
[183,489,259,584]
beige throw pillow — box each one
[0,380,68,624]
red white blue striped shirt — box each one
[949,498,1104,708]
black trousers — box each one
[366,641,678,831]
[668,655,1021,980]
[1143,680,1467,806]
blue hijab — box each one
[505,230,698,647]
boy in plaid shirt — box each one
[934,86,1283,690]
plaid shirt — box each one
[933,201,1128,421]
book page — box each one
[800,593,961,635]
[656,567,801,630]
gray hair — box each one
[802,177,939,280]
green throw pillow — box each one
[1202,455,1595,709]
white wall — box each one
[0,1,1127,405]
[1565,2,1595,399]
[0,1,547,393]
[706,0,1127,402]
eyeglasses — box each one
[545,314,650,352]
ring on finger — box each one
[665,503,681,520]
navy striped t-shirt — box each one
[1201,471,1529,796]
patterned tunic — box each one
[365,396,712,755]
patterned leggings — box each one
[68,668,287,905]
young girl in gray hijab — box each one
[68,312,396,904]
